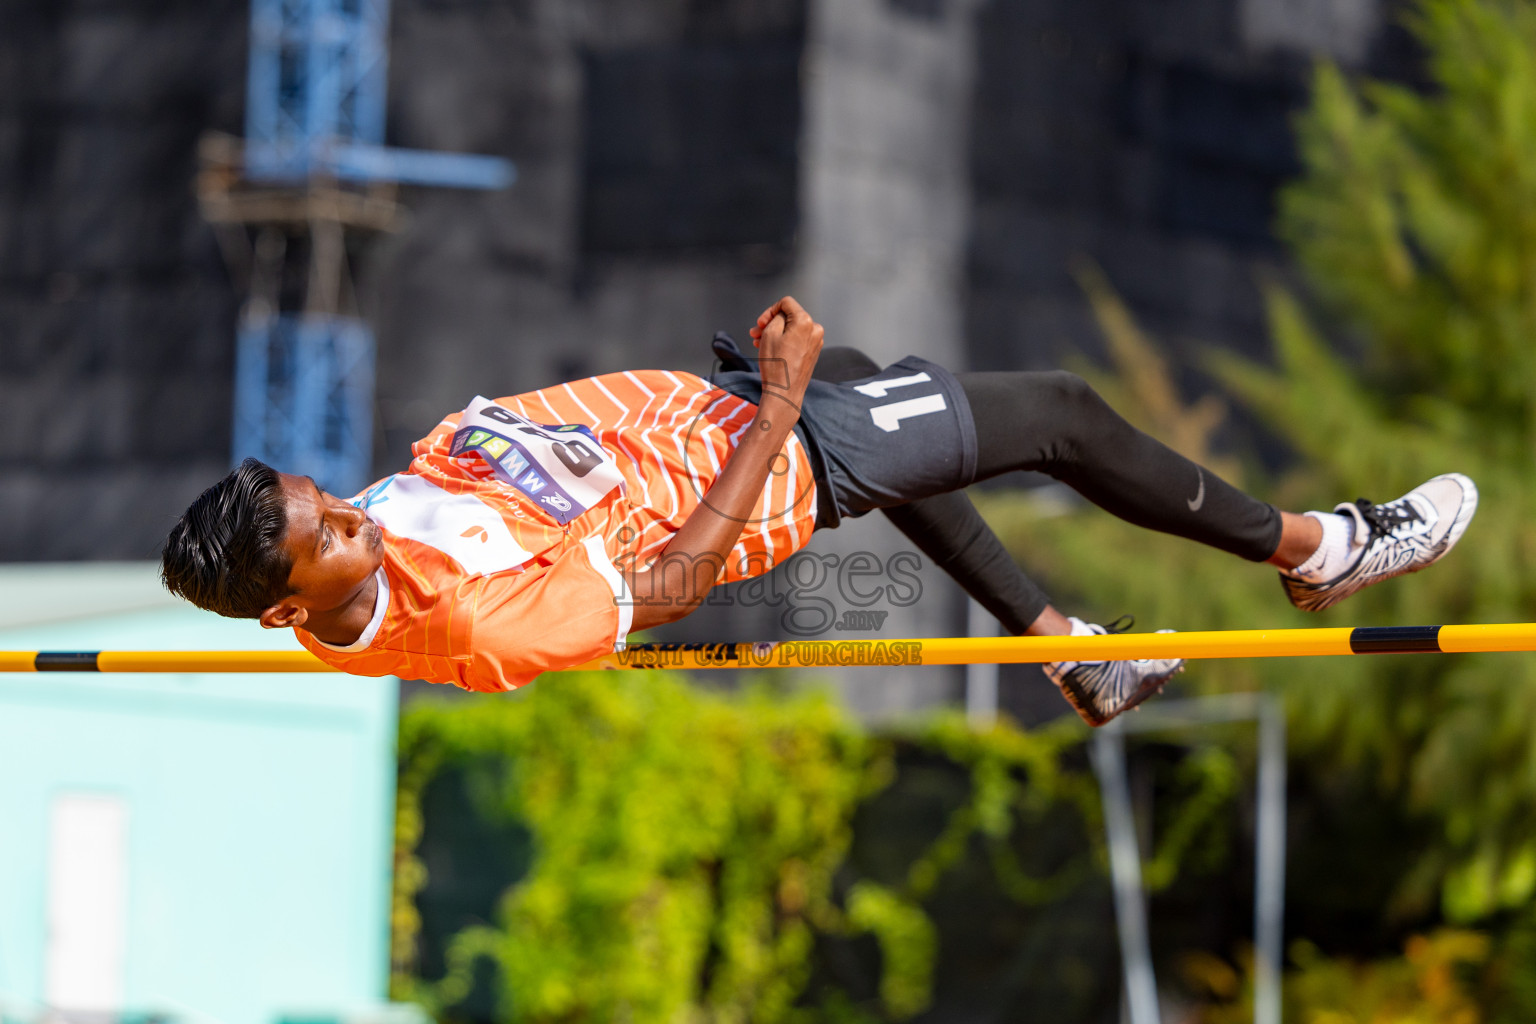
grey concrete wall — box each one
[783,0,984,717]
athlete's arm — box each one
[626,296,823,631]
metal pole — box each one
[1254,696,1287,1024]
[1113,695,1289,1024]
[1092,726,1162,1024]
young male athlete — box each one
[161,297,1477,725]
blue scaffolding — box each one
[232,314,376,491]
[229,0,513,496]
[243,0,512,189]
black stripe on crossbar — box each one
[35,652,101,671]
[1349,626,1443,654]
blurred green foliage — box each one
[983,0,1536,929]
[390,674,1246,1023]
[1182,931,1492,1023]
[1268,5,1536,931]
[392,672,881,1022]
[973,0,1536,1015]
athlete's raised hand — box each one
[749,295,823,405]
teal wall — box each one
[0,567,397,1024]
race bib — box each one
[451,396,625,526]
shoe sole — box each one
[1059,660,1186,727]
[1282,472,1478,612]
[1437,472,1479,555]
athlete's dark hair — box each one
[161,457,294,619]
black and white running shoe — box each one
[1281,473,1478,613]
[1043,616,1185,727]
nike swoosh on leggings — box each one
[1187,469,1205,512]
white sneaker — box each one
[1281,473,1478,613]
[1043,617,1185,727]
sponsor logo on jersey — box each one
[357,473,535,576]
[355,478,394,510]
[501,450,529,478]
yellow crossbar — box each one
[1,623,1534,674]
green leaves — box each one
[394,675,875,1023]
[844,883,936,1019]
[1282,0,1536,425]
[1273,0,1536,922]
[983,0,1536,932]
[391,677,1234,1022]
[391,676,936,1023]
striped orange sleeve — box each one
[296,628,474,691]
[461,536,632,692]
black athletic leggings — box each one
[812,349,1283,633]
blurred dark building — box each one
[965,0,1413,375]
[0,0,1411,712]
[0,0,249,559]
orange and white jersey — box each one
[296,370,817,692]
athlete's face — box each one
[274,472,385,613]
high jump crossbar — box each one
[1,623,1535,673]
